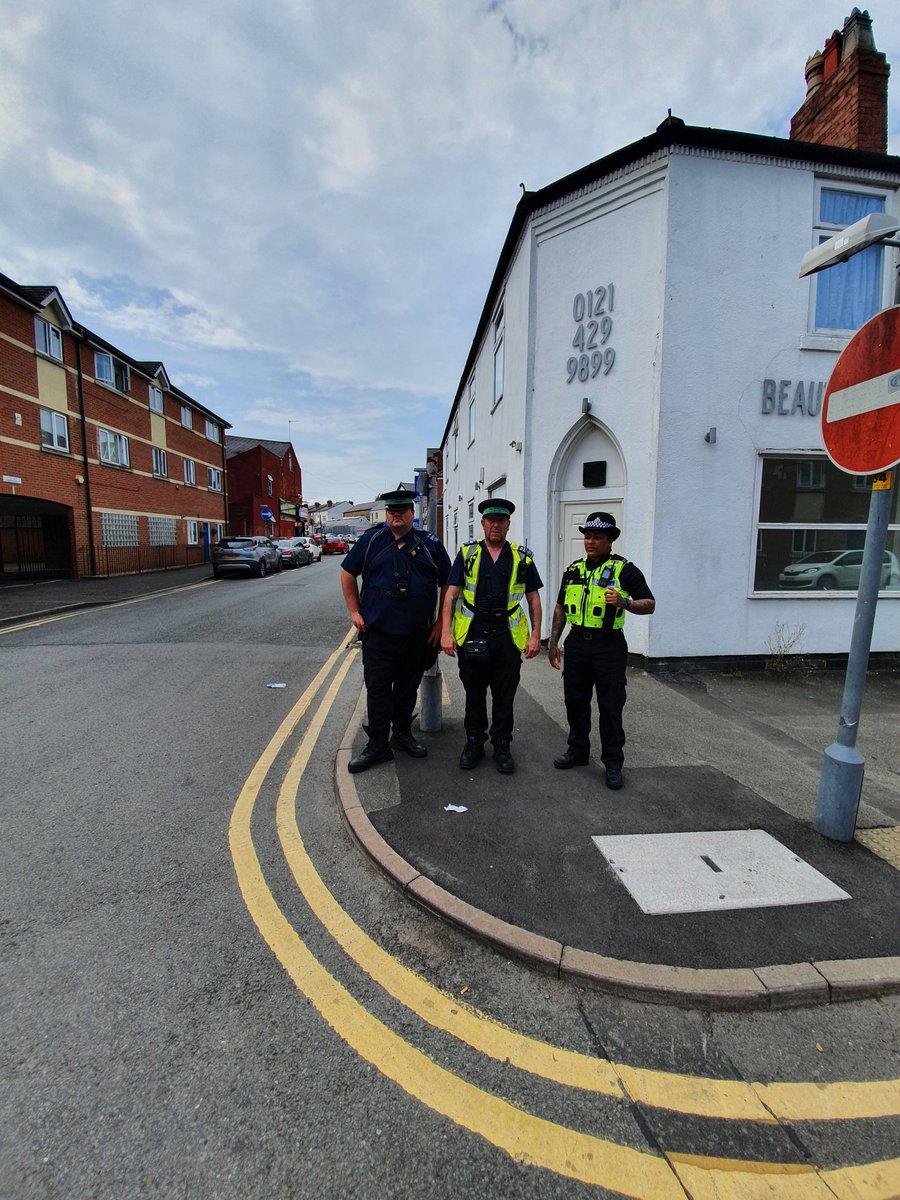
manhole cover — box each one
[591,829,851,915]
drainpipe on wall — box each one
[220,433,229,537]
[74,331,97,576]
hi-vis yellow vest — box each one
[563,557,629,631]
[451,541,532,650]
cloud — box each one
[1,0,898,499]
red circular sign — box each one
[821,307,900,475]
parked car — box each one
[322,534,349,555]
[296,536,322,562]
[212,536,282,578]
[778,549,899,591]
[275,537,312,569]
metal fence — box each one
[77,544,209,578]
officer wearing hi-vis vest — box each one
[547,512,655,790]
[341,489,452,774]
[441,498,542,774]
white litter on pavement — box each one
[444,804,468,813]
[266,683,287,689]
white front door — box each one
[560,500,624,569]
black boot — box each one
[459,735,485,770]
[348,727,393,774]
[390,730,427,758]
[493,738,514,774]
[553,748,590,769]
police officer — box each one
[341,489,452,773]
[547,512,655,790]
[441,498,542,774]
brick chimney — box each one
[790,8,889,152]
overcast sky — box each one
[2,1,898,503]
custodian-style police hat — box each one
[478,497,515,519]
[380,489,417,509]
[578,511,620,539]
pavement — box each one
[338,649,900,1011]
[4,569,899,1010]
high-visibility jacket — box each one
[562,556,629,631]
[451,541,532,649]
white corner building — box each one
[441,13,899,666]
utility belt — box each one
[464,598,518,623]
[370,585,427,598]
[567,624,624,641]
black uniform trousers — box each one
[562,628,628,769]
[458,625,522,744]
[362,628,429,744]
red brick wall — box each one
[1,287,228,577]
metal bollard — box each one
[419,661,443,732]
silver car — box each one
[778,549,899,591]
[212,536,283,578]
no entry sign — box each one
[822,307,900,475]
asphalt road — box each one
[1,558,897,1199]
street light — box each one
[799,213,900,279]
[799,219,900,842]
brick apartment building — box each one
[224,437,304,538]
[0,270,230,579]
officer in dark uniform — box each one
[340,489,452,773]
[441,498,542,774]
[547,512,655,789]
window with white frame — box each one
[148,516,176,546]
[215,522,225,541]
[753,454,900,593]
[40,408,69,452]
[149,385,164,414]
[186,519,199,545]
[205,418,219,442]
[183,458,196,486]
[94,352,130,393]
[493,305,505,409]
[101,511,138,546]
[98,427,130,467]
[467,377,476,445]
[266,473,273,496]
[452,417,459,468]
[467,498,475,542]
[34,317,63,362]
[811,186,890,334]
[452,507,458,554]
[207,466,222,491]
[181,405,193,429]
[488,476,507,499]
[152,447,168,477]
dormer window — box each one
[35,317,63,362]
[95,352,130,393]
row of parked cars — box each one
[212,535,325,579]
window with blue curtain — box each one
[813,189,885,332]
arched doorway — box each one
[547,416,626,587]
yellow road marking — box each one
[0,578,219,635]
[272,658,900,1126]
[229,636,900,1195]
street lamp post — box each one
[799,214,900,841]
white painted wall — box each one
[443,142,900,660]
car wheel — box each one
[816,574,836,590]
[275,557,283,573]
[258,559,267,578]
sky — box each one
[2,1,898,504]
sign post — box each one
[815,307,900,841]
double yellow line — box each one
[229,635,900,1198]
